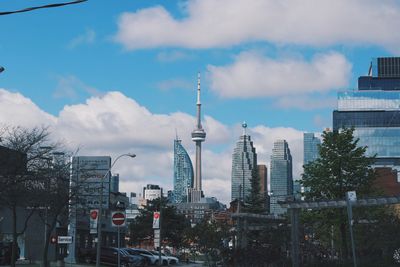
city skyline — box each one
[1,1,400,204]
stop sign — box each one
[111,212,126,227]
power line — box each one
[0,0,88,16]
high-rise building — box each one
[333,57,400,168]
[303,133,321,165]
[111,174,119,193]
[257,164,269,212]
[189,73,206,203]
[231,122,257,202]
[270,140,293,215]
[173,138,194,203]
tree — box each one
[187,220,230,266]
[35,147,75,267]
[0,126,59,267]
[300,128,376,261]
[245,168,265,214]
[128,197,190,249]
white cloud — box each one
[68,28,96,49]
[0,89,307,205]
[207,51,351,98]
[0,89,57,128]
[114,0,400,52]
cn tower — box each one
[190,72,206,202]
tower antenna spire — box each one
[190,72,206,202]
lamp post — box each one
[95,153,136,267]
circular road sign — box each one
[90,210,98,220]
[154,212,160,219]
[112,212,126,226]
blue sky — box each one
[0,0,399,204]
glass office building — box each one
[333,57,400,167]
[270,140,293,215]
[231,123,257,202]
[303,133,321,165]
[333,91,400,160]
[173,139,194,203]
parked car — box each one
[80,247,145,267]
[163,252,179,265]
[150,250,178,265]
[126,248,158,265]
[149,251,169,266]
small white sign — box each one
[154,238,160,247]
[58,236,73,244]
[154,229,160,239]
[346,191,357,202]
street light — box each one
[96,153,136,267]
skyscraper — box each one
[231,122,257,202]
[189,73,206,203]
[173,138,194,203]
[270,140,293,215]
[303,133,321,165]
[333,57,400,168]
[257,164,269,212]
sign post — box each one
[346,191,357,267]
[111,211,126,267]
[153,211,162,266]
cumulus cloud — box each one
[0,89,57,128]
[114,0,400,52]
[0,89,306,205]
[207,51,351,98]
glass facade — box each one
[231,134,257,202]
[303,133,321,165]
[334,58,400,163]
[270,140,293,215]
[338,91,400,111]
[173,139,194,203]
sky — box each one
[0,0,398,205]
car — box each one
[162,252,179,265]
[122,248,152,266]
[149,251,169,266]
[80,247,145,267]
[150,250,178,265]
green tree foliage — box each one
[301,128,376,200]
[299,128,400,264]
[129,197,190,249]
[187,220,230,266]
[245,168,265,214]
